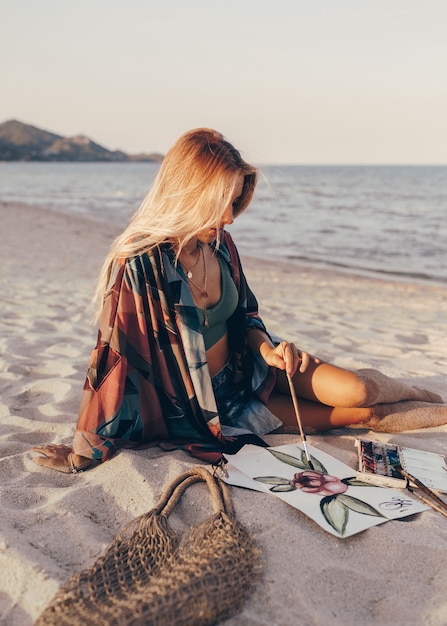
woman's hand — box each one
[30,444,93,473]
[261,341,319,376]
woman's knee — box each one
[341,371,379,408]
[292,363,381,408]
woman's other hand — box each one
[30,443,72,472]
[30,444,93,473]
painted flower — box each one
[293,471,348,496]
[254,449,385,536]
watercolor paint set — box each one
[356,438,447,492]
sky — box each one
[1,0,447,164]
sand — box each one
[1,200,447,626]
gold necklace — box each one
[184,244,209,326]
[181,243,202,279]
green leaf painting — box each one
[253,476,295,492]
[336,494,383,517]
[253,476,292,486]
[320,494,384,535]
[342,477,380,487]
[270,484,297,492]
[268,448,327,474]
[256,448,387,536]
[320,496,349,535]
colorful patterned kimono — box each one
[73,232,275,462]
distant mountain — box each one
[0,120,164,162]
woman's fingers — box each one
[298,351,321,372]
[290,344,302,375]
[33,455,69,473]
[279,343,321,375]
[30,443,71,456]
[299,350,309,373]
[273,341,299,375]
[30,444,72,473]
[265,342,321,375]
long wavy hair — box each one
[92,128,258,319]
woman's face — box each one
[196,173,245,244]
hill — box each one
[0,120,164,162]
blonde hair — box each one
[92,128,258,319]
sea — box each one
[1,162,446,286]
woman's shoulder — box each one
[115,243,168,265]
[221,230,236,249]
[216,231,238,261]
[218,231,243,289]
[108,245,162,282]
[221,231,242,264]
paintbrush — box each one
[409,490,447,519]
[396,465,447,518]
[286,371,314,470]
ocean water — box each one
[1,162,446,286]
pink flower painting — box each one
[293,471,348,496]
[254,448,384,536]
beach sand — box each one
[1,201,447,625]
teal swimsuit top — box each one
[196,257,239,350]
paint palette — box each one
[356,438,447,492]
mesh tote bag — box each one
[35,466,261,626]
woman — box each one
[32,128,446,473]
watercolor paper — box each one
[224,444,427,538]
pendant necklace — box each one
[184,244,209,326]
[181,243,202,279]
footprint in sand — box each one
[12,379,73,411]
[33,362,78,378]
[44,344,84,359]
[395,332,429,345]
[0,487,47,511]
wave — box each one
[285,254,447,287]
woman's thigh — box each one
[274,360,367,409]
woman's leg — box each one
[267,359,446,432]
[267,393,374,432]
[275,360,443,408]
[267,360,376,430]
[267,393,447,433]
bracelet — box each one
[68,453,83,474]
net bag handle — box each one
[153,466,234,519]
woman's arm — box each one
[223,232,318,377]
